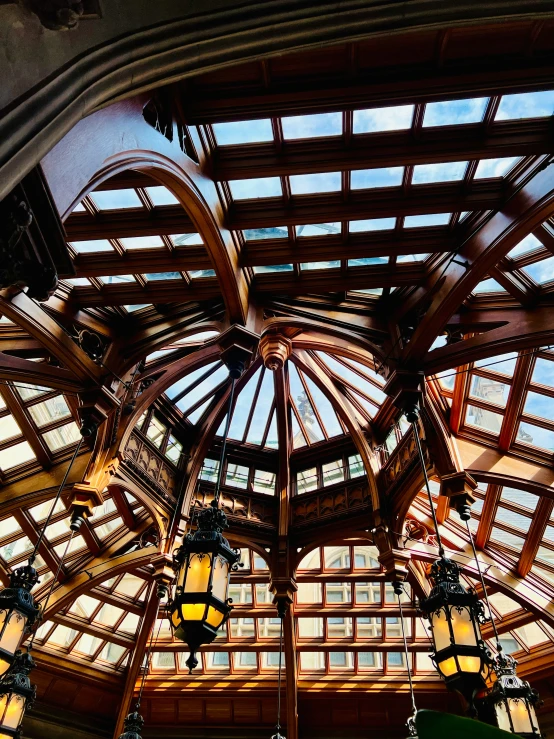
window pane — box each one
[348,454,364,477]
[322,459,345,486]
[0,441,35,470]
[252,470,276,495]
[516,421,554,451]
[226,463,248,489]
[465,404,503,435]
[42,422,81,451]
[28,396,71,427]
[324,546,350,570]
[469,375,509,407]
[353,105,414,133]
[297,467,317,494]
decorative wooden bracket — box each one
[383,369,425,413]
[270,577,298,617]
[217,324,259,375]
[440,470,477,518]
[259,333,292,371]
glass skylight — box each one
[524,390,554,419]
[290,172,341,195]
[532,357,554,387]
[353,105,414,133]
[508,233,543,259]
[91,189,142,210]
[351,167,403,189]
[188,269,216,278]
[229,177,282,199]
[474,157,520,179]
[412,161,467,184]
[397,253,429,263]
[475,352,517,375]
[99,275,136,284]
[120,236,164,249]
[522,256,554,285]
[171,233,204,246]
[349,218,395,232]
[145,272,182,281]
[70,240,114,254]
[43,421,81,451]
[473,278,506,293]
[517,421,554,452]
[495,90,554,121]
[213,119,273,145]
[423,97,489,127]
[72,202,86,212]
[145,186,179,205]
[253,264,293,274]
[404,213,450,228]
[348,257,388,267]
[296,223,340,237]
[281,112,342,139]
[301,261,340,270]
[243,227,288,240]
[64,277,91,286]
[124,304,150,312]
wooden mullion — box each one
[259,399,276,449]
[294,362,329,440]
[518,497,554,577]
[111,488,136,530]
[476,483,502,549]
[171,361,224,405]
[0,384,51,468]
[242,367,265,443]
[14,510,60,576]
[498,350,535,451]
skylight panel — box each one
[289,172,341,195]
[522,256,554,285]
[495,90,554,121]
[289,364,324,443]
[281,112,342,139]
[302,374,342,437]
[165,363,219,400]
[171,233,204,246]
[473,278,506,293]
[0,441,35,470]
[229,177,282,200]
[349,218,395,232]
[253,264,293,274]
[470,374,509,407]
[245,370,274,444]
[145,186,179,205]
[353,104,414,133]
[72,202,86,212]
[213,119,273,145]
[474,157,520,179]
[532,357,554,387]
[120,235,164,249]
[300,261,340,270]
[397,254,429,263]
[176,365,229,414]
[524,390,554,420]
[296,223,340,237]
[42,421,81,451]
[0,517,20,539]
[175,330,219,344]
[99,275,136,284]
[188,269,216,278]
[228,367,261,441]
[351,287,383,296]
[243,227,288,241]
[124,304,150,312]
[144,272,182,281]
[475,352,517,376]
[404,213,451,228]
[351,167,403,189]
[28,397,71,427]
[0,415,22,442]
[423,97,488,127]
[465,404,503,435]
[500,487,538,512]
[517,421,554,452]
[508,233,543,259]
[91,189,142,210]
[412,161,468,184]
[64,277,91,286]
[348,257,388,267]
[70,240,114,254]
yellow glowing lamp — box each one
[0,567,39,680]
[485,652,542,738]
[169,501,240,672]
[0,650,36,739]
[419,557,490,704]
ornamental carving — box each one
[259,334,292,371]
[123,431,176,499]
[194,487,277,529]
[291,480,371,527]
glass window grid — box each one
[33,619,130,670]
[198,457,277,497]
[294,452,367,495]
[135,410,184,467]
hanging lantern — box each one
[419,557,490,704]
[0,650,35,739]
[0,566,39,680]
[484,651,542,738]
[118,710,144,739]
[169,501,240,672]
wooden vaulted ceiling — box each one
[2,19,554,739]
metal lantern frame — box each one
[0,650,36,739]
[419,556,491,703]
[485,652,542,738]
[0,566,39,680]
[118,710,145,739]
[170,501,240,673]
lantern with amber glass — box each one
[484,651,542,737]
[170,500,240,673]
[0,650,35,739]
[419,557,490,704]
[0,566,39,680]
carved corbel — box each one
[383,369,424,413]
[270,577,298,617]
[372,521,411,581]
[66,482,104,531]
[439,470,477,518]
[259,333,292,371]
[217,324,259,376]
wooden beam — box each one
[0,353,83,393]
[68,280,221,306]
[72,249,213,278]
[518,497,554,577]
[475,484,502,550]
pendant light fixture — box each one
[393,582,418,738]
[405,407,490,707]
[169,358,243,673]
[0,433,86,679]
[456,507,543,737]
[0,650,35,739]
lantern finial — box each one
[185,652,199,674]
[118,709,145,739]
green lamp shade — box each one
[416,710,519,739]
